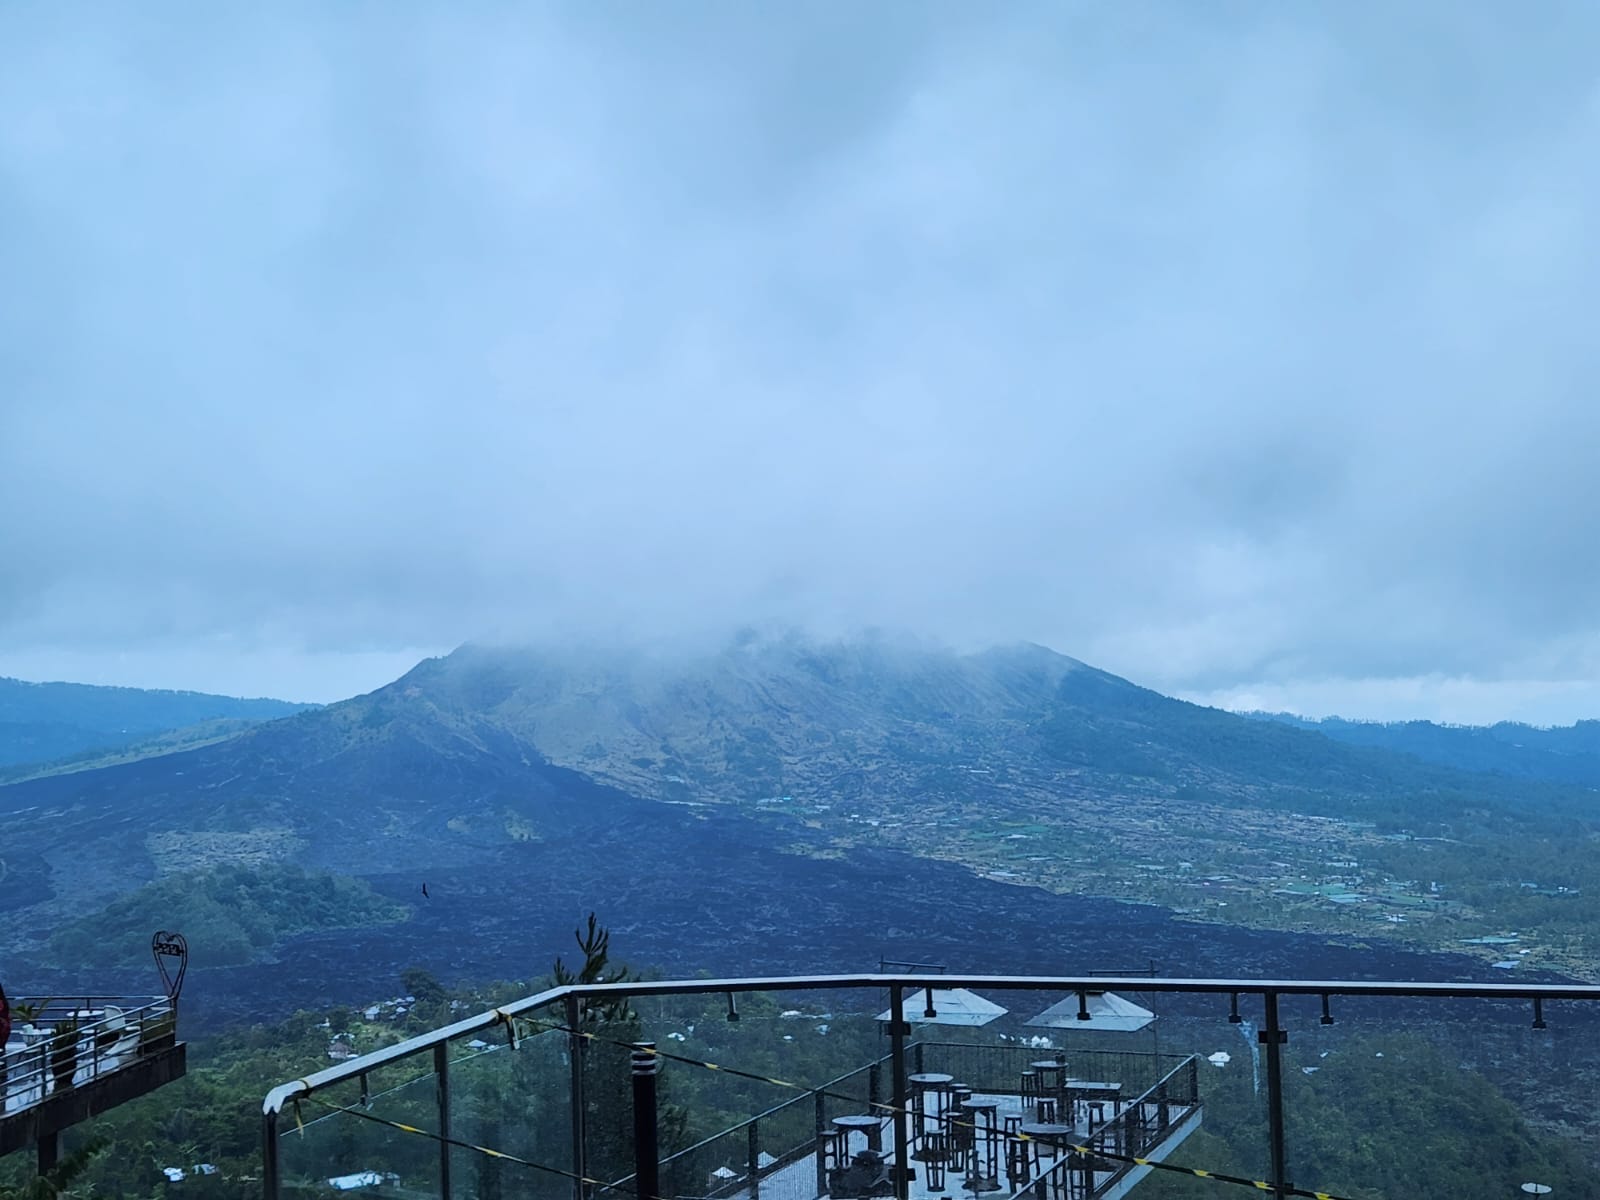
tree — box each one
[553,913,631,1024]
[0,1138,104,1200]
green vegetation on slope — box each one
[1144,1032,1588,1200]
[1255,711,1600,787]
[48,864,409,968]
[0,718,264,785]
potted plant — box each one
[11,996,52,1037]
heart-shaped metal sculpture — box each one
[151,930,189,1001]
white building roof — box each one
[875,988,1008,1027]
[1025,991,1155,1033]
[328,1172,384,1190]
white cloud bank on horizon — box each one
[4,3,1600,721]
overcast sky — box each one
[3,4,1599,723]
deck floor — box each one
[720,1089,1201,1200]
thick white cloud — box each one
[3,3,1599,715]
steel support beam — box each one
[889,985,910,1200]
[1261,991,1289,1200]
[434,1043,452,1200]
[566,994,588,1200]
[631,1044,659,1200]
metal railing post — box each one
[434,1043,452,1200]
[567,994,588,1200]
[631,1044,660,1200]
[262,1108,281,1200]
[814,1089,827,1198]
[889,985,910,1200]
[748,1119,761,1200]
[1261,991,1289,1200]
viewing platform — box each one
[1,996,186,1169]
[262,972,1600,1200]
[630,1041,1201,1200]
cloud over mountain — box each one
[3,3,1599,717]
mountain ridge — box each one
[0,674,316,770]
[5,634,1599,985]
[1248,710,1600,786]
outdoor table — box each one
[1063,1081,1120,1125]
[831,1113,884,1155]
[907,1072,953,1125]
[1030,1058,1068,1087]
[1017,1121,1073,1178]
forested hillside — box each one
[0,676,313,770]
[48,864,408,967]
[1252,711,1600,787]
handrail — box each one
[263,971,1600,1114]
[2,996,178,1117]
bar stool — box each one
[1019,1069,1041,1108]
[1005,1132,1031,1188]
[924,1136,949,1192]
[817,1128,846,1179]
[947,1085,974,1155]
[1033,1095,1059,1124]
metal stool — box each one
[817,1128,845,1178]
[1032,1060,1068,1095]
[947,1086,974,1155]
[924,1136,949,1192]
[908,1072,954,1144]
[1005,1133,1031,1188]
[1019,1069,1041,1107]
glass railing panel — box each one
[1272,996,1593,1200]
[446,1007,573,1200]
[262,979,1600,1200]
[274,1065,441,1196]
[617,987,889,1200]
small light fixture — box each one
[726,993,740,1022]
[1320,995,1335,1026]
[1227,993,1242,1025]
[1532,998,1547,1031]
